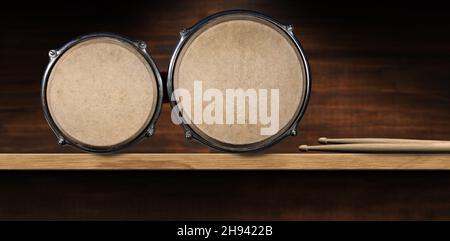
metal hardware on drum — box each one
[42,33,163,153]
[167,10,311,152]
[41,11,312,153]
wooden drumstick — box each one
[299,143,450,153]
[318,137,449,144]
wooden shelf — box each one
[0,153,449,170]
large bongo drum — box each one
[168,10,311,152]
[42,33,163,153]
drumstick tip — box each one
[318,137,328,144]
[299,145,309,151]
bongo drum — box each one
[42,33,163,153]
[168,10,311,152]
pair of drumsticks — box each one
[299,138,450,153]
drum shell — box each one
[41,33,164,153]
[167,10,312,152]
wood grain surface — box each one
[1,1,449,153]
[0,1,450,220]
[0,170,448,220]
[0,153,449,170]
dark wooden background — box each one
[0,0,449,220]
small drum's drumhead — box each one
[169,11,310,152]
[43,35,161,152]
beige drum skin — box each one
[43,34,162,152]
[169,11,311,152]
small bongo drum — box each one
[168,10,311,152]
[42,33,163,152]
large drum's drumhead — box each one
[171,12,309,150]
[45,36,159,149]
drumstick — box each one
[299,143,450,153]
[318,137,449,144]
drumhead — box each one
[168,11,311,152]
[43,34,162,152]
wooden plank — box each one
[1,2,450,154]
[0,154,449,170]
